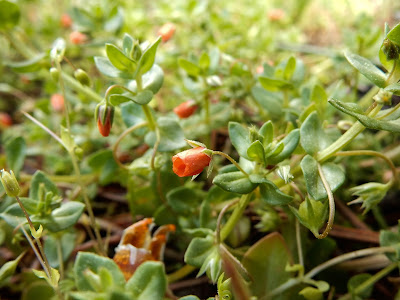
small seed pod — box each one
[50,68,60,82]
[95,102,115,137]
[0,170,21,197]
[74,69,91,87]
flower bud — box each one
[74,69,91,87]
[382,39,400,61]
[1,170,21,197]
[0,112,12,128]
[95,103,114,137]
[69,31,87,45]
[158,23,176,42]
[133,43,142,61]
[173,100,198,119]
[60,13,72,28]
[172,147,211,177]
[50,67,60,82]
[50,94,64,112]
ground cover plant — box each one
[2,0,400,299]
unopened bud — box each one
[382,39,400,61]
[133,43,142,61]
[0,170,20,197]
[74,69,91,87]
[50,68,60,82]
[95,102,114,137]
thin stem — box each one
[167,264,196,283]
[216,199,240,245]
[268,246,396,297]
[4,31,36,59]
[112,122,148,170]
[20,226,49,278]
[61,72,103,103]
[335,150,397,184]
[316,163,335,239]
[211,151,249,176]
[15,196,52,279]
[136,74,157,131]
[151,127,161,170]
[220,194,252,242]
[295,219,304,266]
[104,84,136,101]
[22,112,67,150]
[56,237,64,280]
[316,104,383,163]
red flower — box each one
[158,23,176,42]
[0,113,12,128]
[50,94,64,112]
[69,31,87,45]
[173,100,198,119]
[95,103,114,137]
[172,147,211,177]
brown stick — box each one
[335,197,369,230]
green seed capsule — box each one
[50,68,60,82]
[74,69,91,86]
[0,170,21,197]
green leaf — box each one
[94,56,131,79]
[290,197,328,237]
[299,287,323,300]
[145,117,186,152]
[29,171,59,200]
[122,33,135,58]
[387,23,400,45]
[21,282,55,299]
[0,252,24,285]
[268,129,300,164]
[135,37,161,76]
[120,101,146,128]
[32,268,60,288]
[6,53,46,73]
[125,262,167,300]
[251,86,283,117]
[43,202,85,232]
[0,0,20,29]
[199,52,210,72]
[74,252,125,291]
[348,273,373,299]
[105,44,136,72]
[60,126,76,152]
[329,98,400,133]
[109,94,134,106]
[247,141,265,164]
[128,64,164,95]
[242,232,294,299]
[5,136,26,176]
[131,90,153,105]
[44,231,76,268]
[178,58,201,77]
[379,227,400,262]
[283,56,296,80]
[184,235,215,267]
[300,112,331,155]
[311,84,328,117]
[259,121,274,146]
[87,150,118,185]
[213,171,257,194]
[249,175,292,205]
[384,82,400,95]
[259,76,293,91]
[228,122,251,159]
[166,187,200,214]
[301,155,345,201]
[344,51,387,88]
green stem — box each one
[56,237,64,280]
[167,264,196,283]
[220,193,252,242]
[295,219,304,266]
[316,104,383,163]
[136,75,156,131]
[316,163,335,239]
[216,199,240,245]
[61,72,103,103]
[151,127,161,170]
[112,122,148,170]
[56,61,71,132]
[4,31,36,59]
[211,151,249,176]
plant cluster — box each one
[1,0,400,299]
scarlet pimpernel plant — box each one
[2,0,400,299]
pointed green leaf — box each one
[122,33,135,57]
[344,51,386,88]
[0,0,20,29]
[250,175,292,205]
[268,129,300,164]
[259,76,293,91]
[105,44,136,71]
[6,53,46,73]
[251,86,283,117]
[136,37,161,76]
[300,112,331,155]
[213,171,257,194]
[283,56,296,80]
[178,58,201,77]
[387,23,400,45]
[247,141,265,164]
[228,122,251,159]
[29,171,59,200]
[259,121,274,146]
[145,117,186,151]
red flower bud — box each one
[50,94,64,112]
[173,100,198,119]
[0,113,12,128]
[95,103,114,137]
[69,31,87,45]
[158,23,176,42]
[61,13,72,28]
[172,147,211,177]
